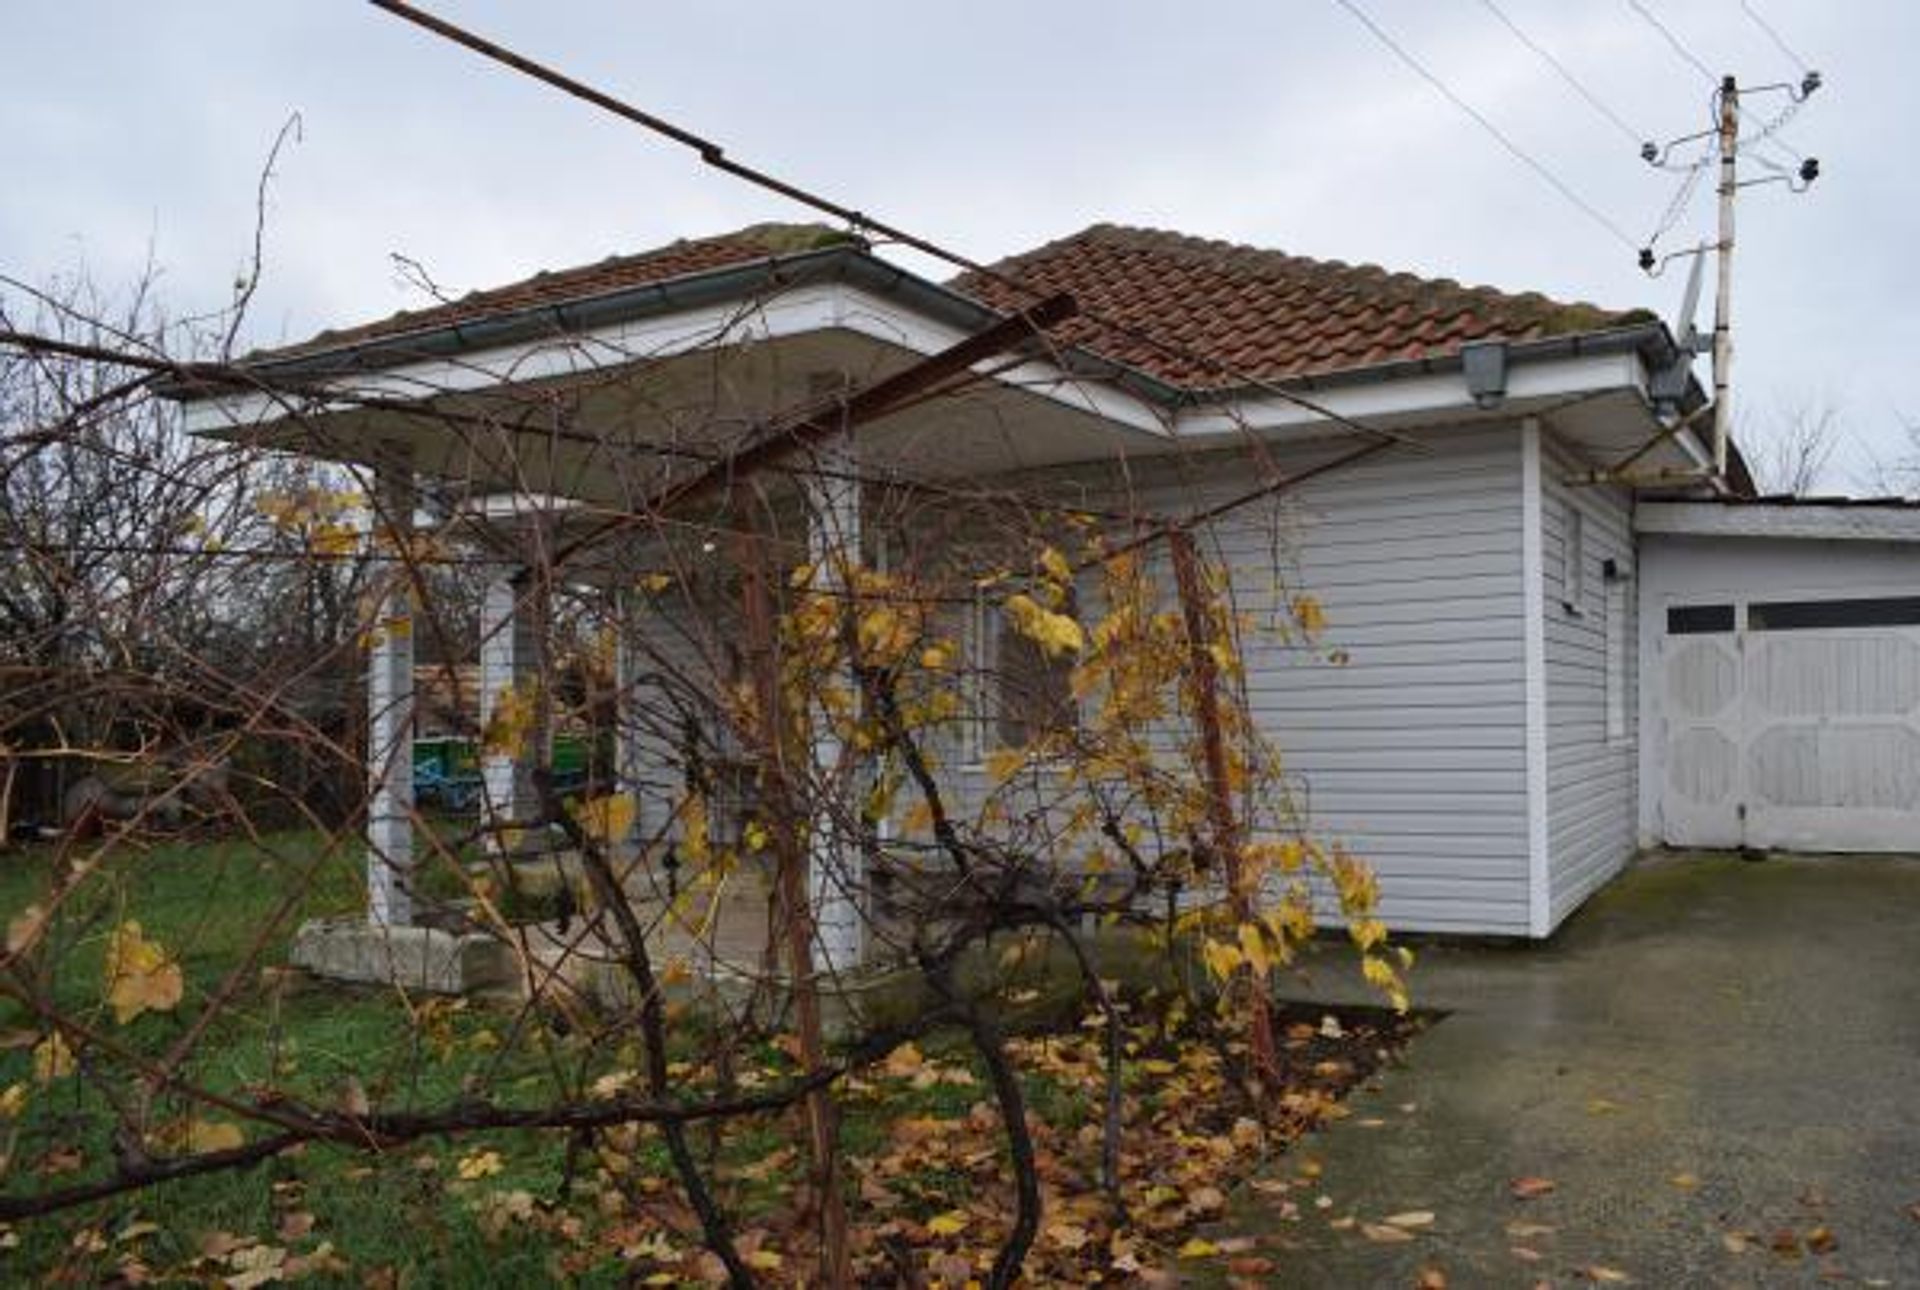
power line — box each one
[364,0,1427,463]
[1331,0,1639,251]
[1737,0,1814,74]
[1624,0,1719,84]
[1476,0,1648,149]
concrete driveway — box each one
[1247,851,1920,1287]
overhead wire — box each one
[363,0,1426,463]
[1475,0,1648,149]
[1623,0,1719,84]
[1330,0,1640,252]
[1736,0,1814,74]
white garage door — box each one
[1659,594,1920,851]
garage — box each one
[1636,500,1920,853]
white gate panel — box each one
[1742,629,1920,851]
[1660,596,1920,852]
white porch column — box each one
[806,433,865,972]
[479,570,539,854]
[613,587,645,849]
[367,460,416,926]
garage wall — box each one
[1539,433,1639,930]
[1637,533,1920,846]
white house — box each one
[168,222,1920,947]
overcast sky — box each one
[6,1,1911,489]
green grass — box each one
[0,827,630,1286]
[0,829,1203,1285]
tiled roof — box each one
[952,224,1651,389]
[258,222,861,361]
[256,220,1652,392]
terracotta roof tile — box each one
[952,224,1648,388]
[257,220,1650,393]
[256,222,861,361]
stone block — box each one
[289,916,517,995]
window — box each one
[961,587,1081,760]
[1605,576,1628,742]
[1667,604,1735,635]
[995,595,1078,746]
[1561,503,1585,612]
[1747,596,1920,632]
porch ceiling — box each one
[184,323,1165,510]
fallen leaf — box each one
[32,1032,73,1083]
[1669,1172,1700,1191]
[186,1120,245,1153]
[1415,1270,1449,1289]
[925,1210,968,1238]
[455,1150,503,1181]
[1510,1176,1556,1200]
[1805,1225,1837,1254]
[1722,1231,1753,1254]
[1176,1237,1219,1259]
[1769,1228,1801,1256]
[1586,1097,1622,1115]
[1360,1223,1415,1244]
[1582,1266,1632,1284]
[1228,1255,1276,1275]
[103,922,184,1025]
[1510,1245,1543,1262]
[1506,1221,1556,1239]
[1383,1210,1436,1229]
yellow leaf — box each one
[1293,594,1327,637]
[1201,937,1243,981]
[1039,546,1074,585]
[33,1032,73,1082]
[187,1120,246,1153]
[639,572,672,594]
[925,1210,969,1237]
[103,921,184,1024]
[1004,593,1084,658]
[456,1150,504,1181]
[983,747,1027,785]
[744,1250,783,1271]
[0,1083,27,1118]
[569,793,635,844]
[1177,1237,1220,1259]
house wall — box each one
[1006,424,1536,935]
[1537,430,1639,932]
[619,423,1546,935]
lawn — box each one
[0,828,1419,1285]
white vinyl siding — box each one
[1023,425,1534,935]
[1539,433,1638,930]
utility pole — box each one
[1577,69,1820,489]
[1710,75,1739,480]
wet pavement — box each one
[1237,851,1920,1287]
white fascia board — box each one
[181,282,1175,441]
[1635,501,1920,542]
[1175,350,1643,441]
